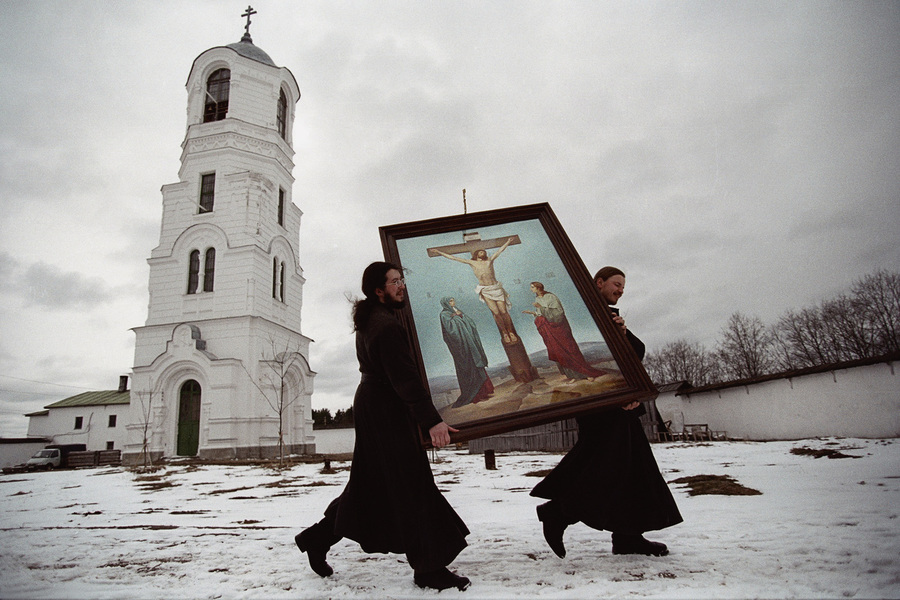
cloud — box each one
[0,252,115,310]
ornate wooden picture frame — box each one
[380,203,657,445]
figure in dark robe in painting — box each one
[523,282,606,384]
[439,297,494,408]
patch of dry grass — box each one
[790,446,862,459]
[263,479,298,488]
[135,480,178,492]
[671,474,761,496]
[300,480,337,487]
[204,486,255,496]
[524,469,553,478]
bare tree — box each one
[818,294,877,361]
[770,325,800,372]
[852,269,900,355]
[251,336,307,467]
[716,312,777,380]
[776,307,836,368]
[132,379,162,471]
[644,339,722,387]
[775,270,900,368]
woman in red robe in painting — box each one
[523,282,605,383]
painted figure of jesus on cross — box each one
[432,235,518,344]
[428,232,537,383]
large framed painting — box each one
[379,203,657,445]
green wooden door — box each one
[176,380,201,456]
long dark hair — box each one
[594,265,625,283]
[351,261,401,331]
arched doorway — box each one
[177,380,201,456]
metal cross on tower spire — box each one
[241,5,257,39]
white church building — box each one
[120,17,316,462]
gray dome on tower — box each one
[226,32,276,67]
[224,5,276,67]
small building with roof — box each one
[24,376,131,452]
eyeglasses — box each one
[385,278,406,287]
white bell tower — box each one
[124,8,316,462]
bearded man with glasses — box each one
[295,262,471,592]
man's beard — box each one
[384,297,406,310]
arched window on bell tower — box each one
[203,248,216,292]
[204,68,230,122]
[187,247,216,294]
[187,250,200,294]
[277,88,288,140]
[272,256,286,302]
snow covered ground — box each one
[1,438,898,599]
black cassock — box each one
[530,319,683,534]
[324,304,469,572]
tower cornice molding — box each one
[180,127,295,175]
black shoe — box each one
[611,533,669,556]
[536,502,567,558]
[414,567,471,591]
[295,531,334,577]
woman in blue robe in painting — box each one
[439,297,494,408]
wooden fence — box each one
[468,419,579,454]
[467,399,674,454]
[67,450,122,468]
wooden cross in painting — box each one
[428,232,537,383]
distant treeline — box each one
[312,406,354,429]
[643,269,899,387]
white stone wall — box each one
[656,360,899,440]
[0,440,49,469]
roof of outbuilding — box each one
[45,390,130,409]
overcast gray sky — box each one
[1,1,897,437]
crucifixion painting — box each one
[428,232,537,383]
[379,204,651,444]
